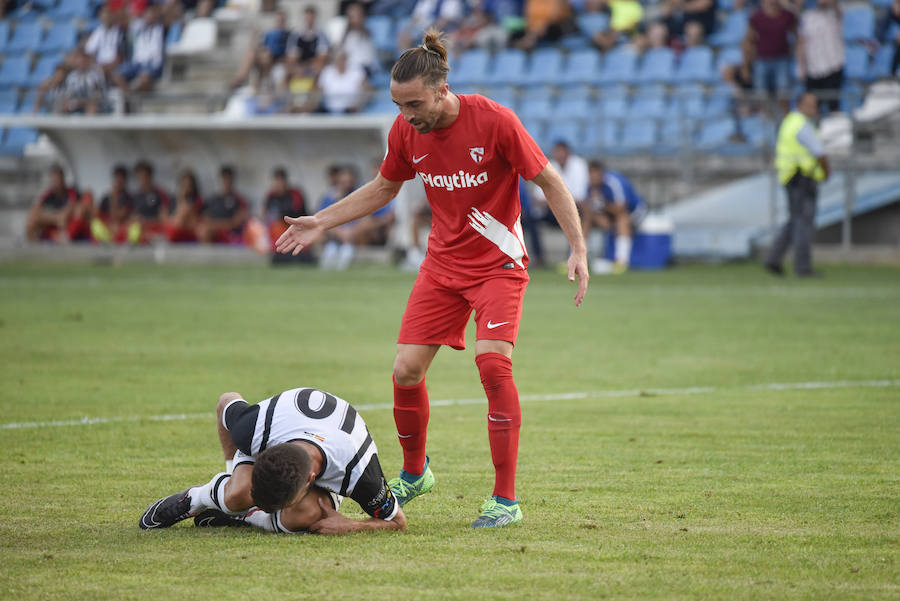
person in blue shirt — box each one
[581,161,647,273]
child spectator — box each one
[25,164,90,242]
[197,166,249,244]
[91,164,134,244]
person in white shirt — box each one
[339,2,378,75]
[316,51,370,114]
[797,0,844,113]
[84,6,124,75]
[113,3,166,92]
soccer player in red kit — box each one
[276,31,588,528]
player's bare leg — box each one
[388,343,440,506]
[216,392,242,465]
[472,339,523,528]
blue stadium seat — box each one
[488,49,527,86]
[884,22,899,45]
[598,45,638,85]
[844,45,871,80]
[705,85,733,118]
[449,49,490,86]
[842,6,875,42]
[366,16,394,52]
[34,0,58,9]
[0,22,10,54]
[0,56,32,89]
[363,89,396,114]
[482,85,518,110]
[545,120,582,150]
[870,45,898,79]
[520,85,555,102]
[716,45,743,72]
[739,115,774,149]
[669,84,707,119]
[614,121,658,154]
[523,48,564,86]
[18,89,42,113]
[583,119,619,153]
[49,0,93,20]
[695,118,737,151]
[840,82,864,113]
[165,21,183,46]
[577,13,610,37]
[676,46,716,83]
[519,97,553,121]
[558,48,602,86]
[27,53,64,87]
[38,21,78,54]
[629,85,667,119]
[554,96,593,120]
[5,22,44,55]
[520,118,546,147]
[0,127,40,156]
[0,90,18,114]
[708,11,748,47]
[599,85,630,119]
[559,34,591,51]
[656,119,692,155]
[636,47,675,84]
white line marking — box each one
[2,379,897,431]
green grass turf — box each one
[0,262,897,600]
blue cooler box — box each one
[604,214,673,269]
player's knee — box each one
[393,356,426,386]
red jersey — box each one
[380,94,548,279]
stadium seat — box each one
[482,85,518,110]
[842,6,875,42]
[553,96,593,120]
[523,48,563,86]
[676,46,716,83]
[558,34,591,51]
[705,86,733,118]
[519,85,555,102]
[840,83,864,113]
[0,126,39,156]
[49,0,93,20]
[520,118,546,147]
[0,89,18,114]
[599,85,630,119]
[629,85,667,119]
[545,120,582,150]
[884,22,899,46]
[488,49,527,86]
[577,13,610,37]
[34,0,58,9]
[0,22,9,54]
[739,115,774,149]
[870,45,898,79]
[583,119,619,153]
[598,45,638,84]
[716,45,743,72]
[366,15,394,52]
[656,119,692,155]
[449,49,490,87]
[708,11,748,47]
[558,48,602,86]
[165,21,183,46]
[38,21,78,54]
[518,97,553,121]
[4,22,44,55]
[669,84,707,119]
[27,53,64,87]
[695,117,736,151]
[0,56,32,89]
[636,47,675,84]
[18,89,42,113]
[614,120,658,154]
[844,45,871,80]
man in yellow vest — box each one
[765,92,830,277]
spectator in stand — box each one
[661,0,718,39]
[262,166,307,249]
[25,164,91,243]
[166,169,203,242]
[339,2,378,76]
[585,0,644,51]
[317,165,394,270]
[91,164,133,244]
[314,51,371,114]
[113,2,166,93]
[84,6,126,78]
[643,20,670,53]
[513,0,573,50]
[683,20,705,49]
[797,0,844,114]
[197,166,249,244]
[60,49,108,115]
[528,140,588,234]
[452,0,520,53]
[397,0,466,51]
[230,9,291,89]
[128,160,172,244]
[748,0,797,105]
[286,5,331,88]
[246,47,288,114]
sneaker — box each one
[764,262,784,276]
[193,509,251,528]
[471,497,523,529]
[611,262,628,275]
[139,488,196,530]
[387,456,435,507]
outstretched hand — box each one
[275,215,325,256]
[568,251,589,307]
[308,496,355,535]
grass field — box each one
[0,262,898,600]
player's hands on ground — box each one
[568,250,589,307]
[308,496,356,535]
[275,216,325,255]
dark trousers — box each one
[767,174,819,275]
[806,68,844,113]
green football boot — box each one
[388,456,435,507]
[471,497,523,529]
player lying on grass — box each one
[139,388,405,534]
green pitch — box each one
[0,262,897,600]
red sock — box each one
[393,376,429,475]
[475,352,521,501]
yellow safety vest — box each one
[775,111,826,185]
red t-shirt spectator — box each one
[750,7,797,59]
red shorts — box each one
[398,269,528,350]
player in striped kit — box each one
[139,388,405,534]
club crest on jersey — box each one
[419,170,488,191]
[469,147,485,163]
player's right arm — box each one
[275,173,403,255]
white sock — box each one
[319,241,339,269]
[225,459,233,474]
[336,242,355,270]
[615,236,632,265]
[589,231,604,259]
[240,509,299,533]
[189,472,239,515]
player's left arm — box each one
[308,497,406,535]
[531,163,589,306]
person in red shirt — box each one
[275,30,589,529]
[748,0,798,103]
[25,164,90,242]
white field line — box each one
[1,378,897,431]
